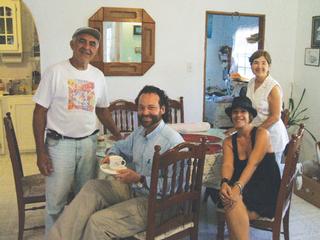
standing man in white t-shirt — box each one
[32,27,122,234]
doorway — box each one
[203,11,265,128]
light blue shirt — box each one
[107,120,184,194]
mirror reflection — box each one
[103,22,142,63]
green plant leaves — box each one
[287,88,308,125]
[286,87,318,142]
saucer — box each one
[96,151,106,158]
[100,164,127,175]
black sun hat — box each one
[225,96,257,118]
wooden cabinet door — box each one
[0,0,22,52]
[3,96,35,152]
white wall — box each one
[294,0,320,162]
[23,0,299,123]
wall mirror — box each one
[203,11,265,127]
[89,7,155,76]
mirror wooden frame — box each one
[89,7,155,76]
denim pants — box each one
[45,134,98,234]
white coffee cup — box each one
[109,155,126,170]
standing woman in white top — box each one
[246,50,289,175]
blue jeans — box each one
[45,133,98,234]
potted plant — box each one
[283,87,319,168]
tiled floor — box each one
[1,154,320,240]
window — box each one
[231,27,258,79]
[0,0,22,52]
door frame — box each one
[202,11,265,122]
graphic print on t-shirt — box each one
[67,79,95,112]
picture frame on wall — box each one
[133,25,142,35]
[311,16,320,48]
[304,48,320,66]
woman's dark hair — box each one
[249,50,272,65]
[135,85,170,123]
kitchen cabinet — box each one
[0,0,22,53]
[0,95,35,154]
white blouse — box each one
[246,75,289,153]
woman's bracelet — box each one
[234,181,243,195]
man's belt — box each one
[46,129,99,140]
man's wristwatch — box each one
[136,175,146,188]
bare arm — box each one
[33,104,53,175]
[95,107,122,140]
[260,85,282,129]
[221,137,235,181]
[220,137,236,207]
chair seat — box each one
[21,173,45,199]
[134,222,194,240]
[255,216,274,222]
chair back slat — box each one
[168,97,184,123]
[176,160,185,193]
[183,159,191,193]
[145,141,206,239]
[108,99,138,132]
[170,163,177,196]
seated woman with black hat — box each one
[219,96,281,240]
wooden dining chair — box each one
[216,124,305,240]
[180,133,223,205]
[281,108,290,127]
[108,99,138,133]
[4,112,46,240]
[134,141,207,240]
[168,96,184,123]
